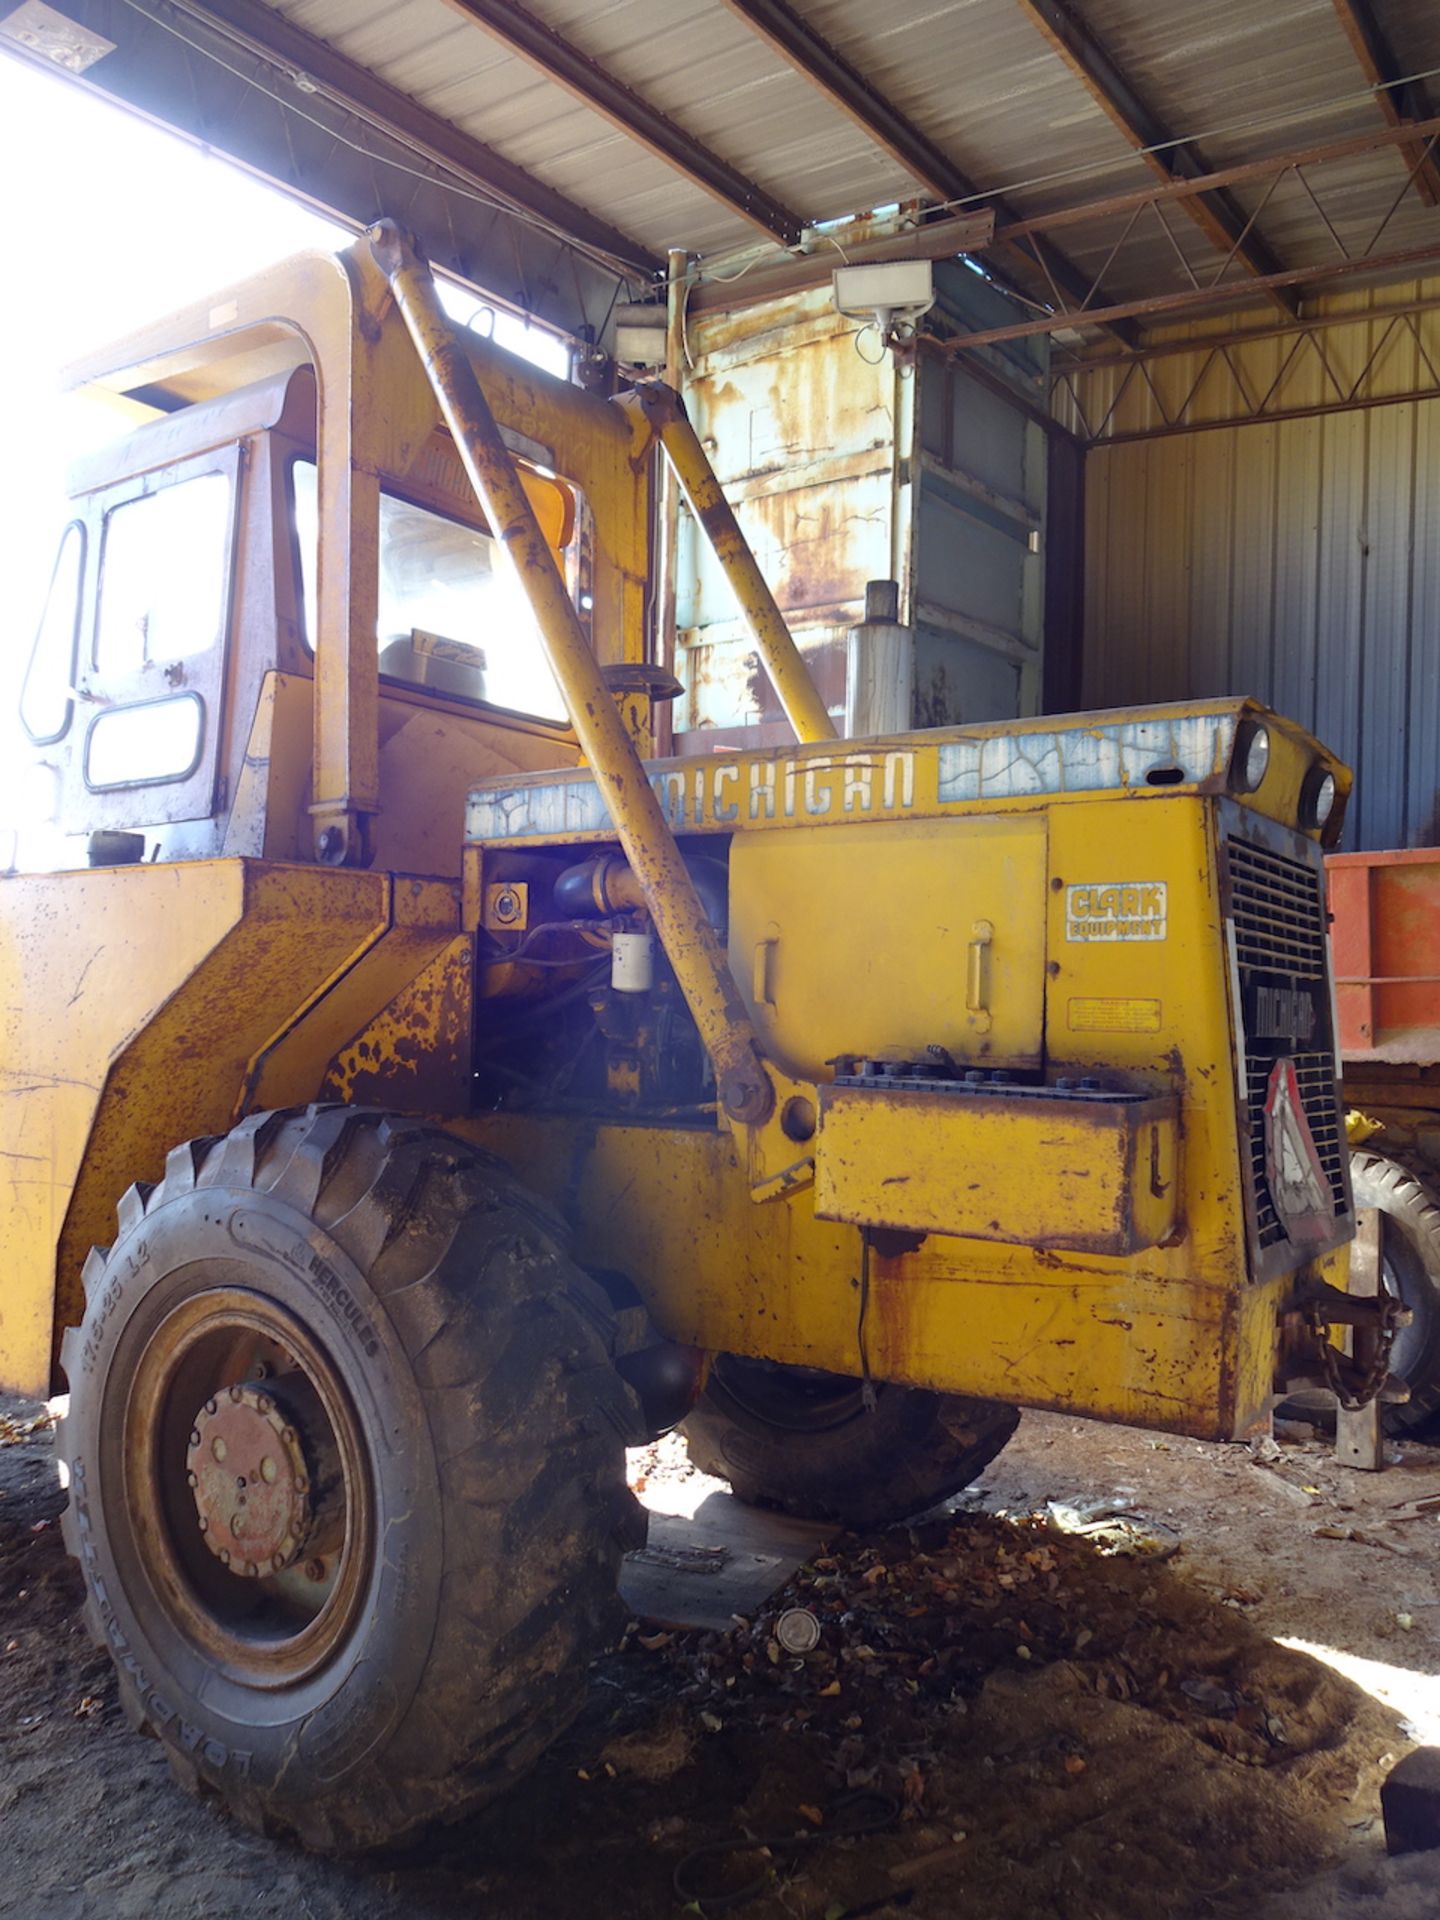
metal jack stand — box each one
[1336,1208,1384,1471]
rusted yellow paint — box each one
[815,1084,1179,1254]
[463,720,1354,1439]
[7,221,1355,1462]
[324,937,473,1112]
[460,1111,1304,1440]
[253,879,472,1115]
[0,863,391,1394]
[727,814,1048,1081]
[374,222,775,1126]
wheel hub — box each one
[186,1384,313,1577]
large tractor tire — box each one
[1351,1148,1440,1433]
[682,1356,1019,1529]
[59,1106,642,1852]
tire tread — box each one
[58,1103,642,1852]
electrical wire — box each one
[857,1231,877,1413]
[851,322,888,366]
[481,918,618,968]
[116,0,647,294]
[472,959,610,1052]
[114,0,1440,341]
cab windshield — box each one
[291,460,565,722]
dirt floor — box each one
[2,1393,1438,1920]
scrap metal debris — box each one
[595,1494,1406,1916]
[625,1508,1340,1781]
[629,1543,731,1578]
[0,1411,53,1449]
[1045,1497,1182,1558]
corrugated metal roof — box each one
[256,0,1440,327]
[11,0,1436,333]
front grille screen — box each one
[1225,836,1349,1252]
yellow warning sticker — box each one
[1065,882,1167,942]
[1068,996,1163,1033]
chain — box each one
[1306,1302,1401,1412]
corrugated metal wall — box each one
[1084,396,1440,850]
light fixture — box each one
[1231,720,1270,793]
[612,304,668,371]
[832,260,935,343]
[1300,764,1337,832]
[0,1,114,71]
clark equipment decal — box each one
[1065,883,1168,942]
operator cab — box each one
[8,245,638,879]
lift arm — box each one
[631,382,838,748]
[369,220,776,1124]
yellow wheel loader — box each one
[0,224,1387,1849]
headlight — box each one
[1232,722,1270,793]
[1300,764,1337,831]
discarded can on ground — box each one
[775,1606,821,1654]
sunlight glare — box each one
[1279,1634,1440,1745]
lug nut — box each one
[218,1549,230,1565]
[304,1559,326,1582]
[186,1470,198,1488]
[205,1398,217,1416]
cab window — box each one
[20,521,84,744]
[290,460,565,723]
[85,693,204,788]
[95,471,232,673]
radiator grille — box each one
[1226,837,1349,1252]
